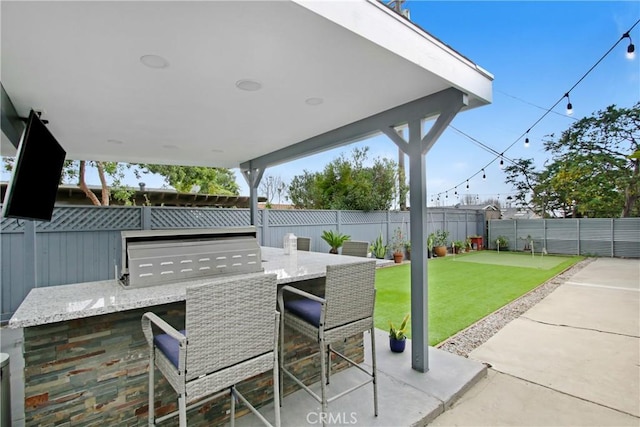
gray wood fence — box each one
[488,218,640,258]
[0,205,484,321]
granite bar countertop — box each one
[9,247,386,328]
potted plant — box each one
[452,240,465,254]
[465,237,473,252]
[389,313,410,353]
[390,227,406,263]
[432,229,450,257]
[369,231,387,259]
[321,230,351,254]
[404,240,411,261]
[427,233,435,258]
[496,235,509,251]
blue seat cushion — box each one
[154,330,186,368]
[285,298,321,327]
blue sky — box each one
[245,0,639,206]
[5,1,638,206]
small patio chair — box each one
[142,273,281,427]
[277,261,378,424]
[341,240,370,257]
[297,236,311,251]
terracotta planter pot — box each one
[393,252,404,263]
[433,245,447,257]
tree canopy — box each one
[135,164,239,196]
[2,157,239,206]
[288,147,398,211]
[505,102,639,217]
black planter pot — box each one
[389,337,406,353]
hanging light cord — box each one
[432,20,639,200]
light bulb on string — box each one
[466,180,469,190]
[482,169,486,180]
[499,155,504,169]
[565,93,573,115]
[524,137,530,148]
[454,187,458,196]
[624,32,636,60]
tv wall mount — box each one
[19,110,48,124]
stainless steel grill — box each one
[119,227,262,288]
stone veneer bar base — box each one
[22,301,363,426]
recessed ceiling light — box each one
[211,149,224,153]
[162,144,178,150]
[107,139,124,145]
[236,79,262,91]
[140,55,170,69]
[305,97,324,106]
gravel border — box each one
[435,257,596,358]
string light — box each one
[624,31,636,59]
[429,22,638,201]
[565,93,573,115]
[454,187,458,196]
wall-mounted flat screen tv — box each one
[2,109,66,221]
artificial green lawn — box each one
[374,251,583,346]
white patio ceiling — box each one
[1,0,492,168]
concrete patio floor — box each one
[235,328,487,427]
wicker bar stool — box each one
[297,236,311,251]
[341,240,370,257]
[142,273,281,427]
[277,261,378,425]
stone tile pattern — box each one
[22,301,363,426]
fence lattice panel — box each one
[1,216,24,232]
[268,210,335,226]
[342,211,387,224]
[1,206,142,233]
[150,207,252,229]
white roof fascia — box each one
[294,0,493,106]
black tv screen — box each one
[2,110,66,221]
